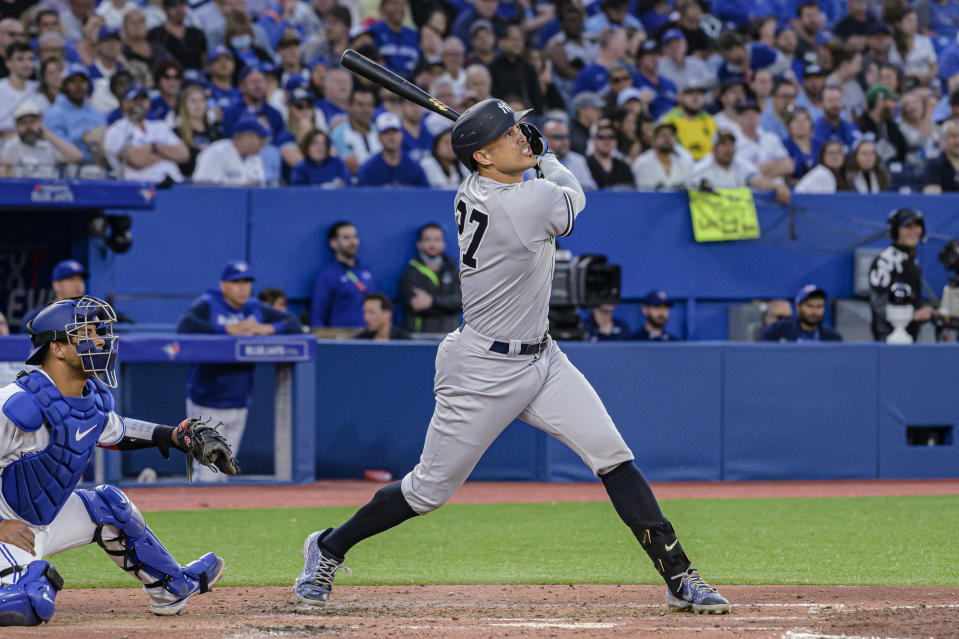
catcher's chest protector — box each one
[2,372,112,525]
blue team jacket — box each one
[309,259,378,327]
[177,288,302,408]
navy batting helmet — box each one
[451,98,532,171]
[887,207,925,242]
[25,296,119,387]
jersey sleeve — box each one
[98,412,125,447]
[507,178,575,248]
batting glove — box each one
[519,122,549,157]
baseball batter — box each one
[0,296,239,626]
[293,99,729,614]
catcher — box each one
[0,296,239,627]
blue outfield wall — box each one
[80,188,959,339]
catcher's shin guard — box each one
[0,561,63,626]
[77,485,224,611]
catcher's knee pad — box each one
[77,485,193,598]
[0,560,63,627]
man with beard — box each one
[0,100,82,177]
[632,121,694,191]
[688,129,792,204]
[398,223,462,335]
[812,86,861,150]
[661,79,716,161]
[795,63,826,120]
[633,290,680,341]
[489,23,543,114]
[310,221,379,328]
[856,83,907,164]
[0,42,37,135]
[103,83,189,183]
[922,118,959,193]
[43,65,106,165]
[792,1,829,65]
[760,284,842,342]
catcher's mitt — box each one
[176,417,241,483]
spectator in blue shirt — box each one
[925,0,959,40]
[573,27,628,96]
[583,303,631,341]
[370,0,420,79]
[290,128,352,187]
[812,85,862,150]
[452,0,508,49]
[633,39,676,120]
[88,26,124,83]
[357,111,429,187]
[584,0,645,34]
[310,221,379,328]
[780,0,840,27]
[43,65,107,164]
[782,107,817,182]
[716,30,787,86]
[761,78,798,139]
[760,284,843,342]
[632,290,680,342]
[711,0,782,28]
[207,45,242,116]
[177,259,302,481]
[148,59,183,121]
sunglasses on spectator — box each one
[610,74,631,82]
[292,101,312,109]
[163,73,182,80]
[595,134,617,140]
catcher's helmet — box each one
[25,296,119,387]
[887,207,926,242]
[451,98,533,171]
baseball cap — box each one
[124,83,149,100]
[866,82,899,105]
[616,87,643,107]
[470,19,494,37]
[662,28,684,44]
[653,120,677,135]
[289,86,315,105]
[52,259,86,282]
[715,129,737,144]
[735,99,761,114]
[97,26,121,43]
[232,115,269,138]
[259,61,280,77]
[774,24,794,37]
[277,33,301,49]
[803,63,825,77]
[865,21,892,36]
[221,259,255,281]
[208,45,232,63]
[639,39,661,56]
[13,99,41,120]
[163,0,185,7]
[236,64,263,84]
[680,77,708,93]
[571,91,604,110]
[641,290,672,307]
[308,56,330,70]
[375,111,402,133]
[63,63,91,81]
[795,284,826,307]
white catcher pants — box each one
[185,400,248,482]
[400,324,634,514]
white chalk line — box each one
[783,632,927,639]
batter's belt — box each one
[458,324,550,356]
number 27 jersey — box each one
[454,173,575,342]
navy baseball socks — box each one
[294,481,418,604]
[600,461,730,614]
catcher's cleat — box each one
[149,553,225,616]
[293,529,351,605]
[665,569,730,615]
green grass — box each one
[52,495,959,589]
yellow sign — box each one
[687,187,761,242]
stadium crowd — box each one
[0,0,958,193]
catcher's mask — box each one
[26,296,119,388]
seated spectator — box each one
[357,112,429,187]
[148,0,207,71]
[634,39,677,120]
[585,0,645,34]
[715,30,788,86]
[36,32,70,66]
[528,47,567,114]
[276,33,305,90]
[688,130,792,204]
[258,286,288,312]
[400,99,432,162]
[317,66,352,131]
[464,63,492,102]
[782,108,818,183]
[398,223,461,335]
[256,0,314,52]
[356,293,410,340]
[19,259,88,330]
[794,139,850,192]
[192,115,266,185]
[423,77,462,136]
[121,9,168,73]
[87,26,125,113]
[331,85,380,175]
[790,1,831,61]
[834,0,880,43]
[207,45,241,116]
[761,78,797,140]
[285,86,321,146]
[177,259,301,482]
[546,4,597,86]
[224,10,273,73]
[587,118,635,190]
[437,35,465,94]
[885,4,936,87]
[583,303,631,342]
[573,28,629,97]
[95,0,138,29]
[304,4,350,63]
[773,23,801,80]
[43,64,107,166]
[369,0,420,80]
[845,138,889,193]
[713,79,746,138]
[0,100,82,177]
[543,118,598,190]
[451,0,508,48]
[465,18,497,67]
[762,298,793,327]
[0,43,38,135]
[813,86,862,150]
[310,221,379,328]
[857,83,907,165]
[32,9,80,64]
[290,128,351,187]
[735,99,794,181]
[760,284,842,342]
[489,23,543,113]
[148,59,184,122]
[825,42,867,119]
[568,91,604,156]
[661,79,716,161]
[0,18,26,78]
[633,290,680,342]
[104,68,134,125]
[898,89,939,167]
[747,67,774,114]
[420,126,468,189]
[632,121,694,191]
[31,57,64,114]
[919,0,959,40]
[103,84,189,183]
[795,63,827,120]
[174,83,224,177]
[656,28,714,91]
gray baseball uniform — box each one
[400,154,634,514]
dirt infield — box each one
[9,479,959,639]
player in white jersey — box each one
[293,99,730,615]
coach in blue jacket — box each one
[177,259,301,481]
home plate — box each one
[492,621,616,629]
